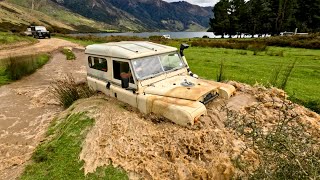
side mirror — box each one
[180,43,189,56]
[121,77,129,89]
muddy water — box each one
[78,82,320,180]
[0,49,86,180]
[77,94,259,180]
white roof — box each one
[85,41,177,59]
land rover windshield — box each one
[132,52,185,80]
[35,26,47,32]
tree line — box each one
[209,0,320,37]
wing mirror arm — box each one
[121,77,129,89]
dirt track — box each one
[0,39,86,179]
[0,38,83,59]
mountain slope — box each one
[1,0,119,32]
[1,0,212,32]
[51,0,212,31]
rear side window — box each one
[88,56,108,72]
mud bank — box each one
[74,81,320,179]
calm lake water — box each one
[73,32,217,39]
[72,32,267,39]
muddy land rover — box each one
[85,41,235,126]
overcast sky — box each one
[163,0,218,7]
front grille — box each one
[202,93,219,104]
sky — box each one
[163,0,218,7]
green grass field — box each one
[21,113,128,180]
[185,46,319,101]
[0,32,37,47]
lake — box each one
[72,32,216,39]
[72,31,268,39]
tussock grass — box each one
[268,60,297,90]
[51,75,95,108]
[0,54,50,85]
[266,50,284,57]
[216,60,225,82]
[21,113,128,180]
[61,48,76,60]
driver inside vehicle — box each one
[120,71,132,79]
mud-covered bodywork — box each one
[85,41,235,126]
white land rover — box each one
[85,41,235,126]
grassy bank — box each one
[57,35,320,113]
[0,54,50,85]
[21,112,128,180]
[0,32,37,48]
[61,48,76,60]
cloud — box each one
[163,0,218,7]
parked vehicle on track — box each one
[85,41,235,126]
[162,34,171,39]
[25,26,51,39]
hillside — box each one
[1,0,212,32]
[0,1,119,33]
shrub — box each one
[61,48,76,60]
[191,34,320,50]
[51,75,95,108]
[237,51,248,55]
[191,39,268,52]
[262,34,320,49]
[266,50,284,57]
[247,43,268,52]
[224,99,320,179]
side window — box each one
[88,56,108,72]
[99,59,108,72]
[88,57,93,68]
[113,60,134,84]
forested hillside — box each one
[209,0,320,36]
